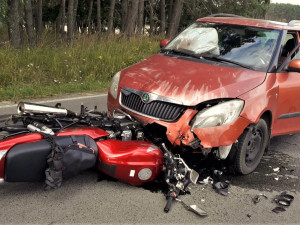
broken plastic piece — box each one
[274,192,294,206]
[272,207,286,214]
[213,181,229,196]
[198,176,213,185]
[273,167,280,172]
[176,199,208,217]
[252,193,268,204]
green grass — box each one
[0,34,162,101]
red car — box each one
[107,15,300,174]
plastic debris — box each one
[274,192,294,206]
[272,207,286,214]
[273,167,280,172]
[198,176,213,185]
[252,193,268,204]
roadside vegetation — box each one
[0,0,295,101]
[0,34,160,101]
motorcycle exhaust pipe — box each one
[17,102,76,116]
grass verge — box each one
[0,34,161,101]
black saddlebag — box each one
[5,135,98,182]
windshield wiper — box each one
[161,49,200,59]
[201,55,253,70]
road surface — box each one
[0,94,299,224]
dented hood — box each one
[119,54,266,106]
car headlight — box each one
[191,99,244,130]
[110,71,121,99]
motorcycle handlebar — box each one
[164,196,174,213]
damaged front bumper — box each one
[108,92,252,157]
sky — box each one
[271,0,300,5]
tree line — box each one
[1,0,271,48]
[266,3,300,23]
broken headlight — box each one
[191,99,244,130]
[110,71,121,99]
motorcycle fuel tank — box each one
[96,140,164,186]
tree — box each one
[96,0,101,37]
[73,0,78,34]
[149,0,154,35]
[107,0,116,35]
[160,0,166,34]
[121,0,128,33]
[57,0,66,34]
[136,0,144,35]
[87,0,93,34]
[36,0,43,43]
[67,0,74,42]
[24,0,35,46]
[7,0,21,48]
[167,0,173,32]
[167,0,183,38]
[126,0,139,38]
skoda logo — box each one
[141,93,150,103]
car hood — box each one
[119,54,266,106]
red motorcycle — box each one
[0,102,205,215]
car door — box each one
[272,31,300,136]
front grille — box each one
[121,92,185,121]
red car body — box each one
[107,16,300,174]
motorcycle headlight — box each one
[110,71,121,99]
[191,99,244,130]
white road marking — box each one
[0,94,108,109]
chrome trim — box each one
[17,102,68,115]
[113,108,134,121]
[0,150,7,161]
[121,87,183,105]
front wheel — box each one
[234,119,269,175]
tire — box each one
[234,119,269,175]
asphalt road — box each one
[0,94,299,224]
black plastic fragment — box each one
[274,192,294,206]
[272,207,286,214]
[252,194,268,204]
[212,170,231,196]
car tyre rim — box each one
[245,129,263,165]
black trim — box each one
[278,112,300,120]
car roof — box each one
[197,16,300,31]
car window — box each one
[279,32,300,70]
[164,22,281,71]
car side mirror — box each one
[160,39,170,48]
[288,59,300,73]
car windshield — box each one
[164,22,281,71]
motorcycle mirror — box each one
[189,169,199,184]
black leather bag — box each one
[62,141,96,179]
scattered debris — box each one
[212,170,231,196]
[274,177,279,181]
[274,192,294,206]
[252,193,268,204]
[273,167,280,172]
[247,214,252,218]
[176,199,208,217]
[198,176,213,185]
[272,206,286,214]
